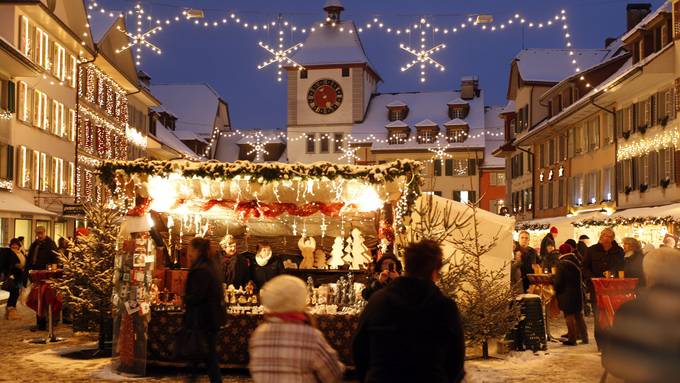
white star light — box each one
[257,40,305,82]
[399,19,446,83]
[337,145,360,164]
[116,3,162,66]
[246,131,269,162]
[428,140,452,161]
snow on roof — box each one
[174,130,208,143]
[500,100,515,115]
[414,119,438,127]
[447,98,468,105]
[150,84,223,138]
[214,129,287,162]
[514,49,609,83]
[235,131,286,145]
[352,90,487,151]
[385,120,409,128]
[386,100,407,107]
[443,118,467,127]
[621,1,671,42]
[89,15,116,44]
[290,20,375,70]
[153,123,198,158]
[324,0,344,8]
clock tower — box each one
[285,0,381,163]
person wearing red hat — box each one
[554,243,588,345]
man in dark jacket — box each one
[517,230,538,292]
[582,227,624,348]
[26,226,59,331]
[577,235,590,263]
[353,240,465,383]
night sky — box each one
[92,0,664,130]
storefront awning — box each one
[0,192,57,217]
[611,203,680,220]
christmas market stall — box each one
[572,203,680,247]
[96,159,422,373]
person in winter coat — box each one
[353,240,465,383]
[583,227,624,348]
[249,242,284,291]
[361,254,402,301]
[1,238,26,320]
[183,237,226,383]
[577,235,590,263]
[564,239,581,263]
[517,230,538,292]
[622,237,645,287]
[510,242,524,296]
[541,239,559,272]
[249,275,345,383]
[553,244,588,345]
[540,227,558,264]
[602,247,680,382]
[26,226,60,331]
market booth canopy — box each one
[98,159,423,236]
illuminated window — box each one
[31,150,40,190]
[68,162,75,196]
[54,43,66,81]
[51,100,65,137]
[69,109,76,141]
[19,16,31,57]
[69,55,77,88]
[17,146,29,188]
[36,28,49,69]
[17,82,30,122]
[40,152,49,192]
[32,90,48,129]
[306,134,315,153]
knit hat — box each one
[260,275,308,314]
[565,239,578,250]
[579,235,590,241]
[550,226,559,234]
[559,244,572,255]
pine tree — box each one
[56,201,122,331]
[450,204,521,359]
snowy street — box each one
[0,304,620,382]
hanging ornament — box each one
[338,145,360,164]
[428,139,452,161]
[246,131,270,162]
[399,18,446,83]
[256,15,305,82]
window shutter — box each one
[631,157,639,189]
[467,158,476,175]
[675,150,680,184]
[469,190,477,204]
[453,191,461,202]
[6,81,15,113]
[616,162,623,193]
[6,145,13,181]
[434,159,442,176]
[650,151,659,187]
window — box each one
[665,89,674,120]
[40,152,49,192]
[453,190,475,204]
[17,146,29,188]
[572,174,584,206]
[451,159,468,176]
[649,151,659,188]
[659,148,674,182]
[558,179,565,207]
[539,143,545,168]
[640,155,649,186]
[558,134,567,160]
[433,160,442,176]
[51,100,65,137]
[603,112,614,144]
[603,167,613,200]
[300,70,308,79]
[54,43,66,81]
[36,28,49,69]
[17,82,29,122]
[568,128,575,157]
[538,184,544,210]
[19,16,31,58]
[68,162,75,196]
[490,172,505,185]
[615,109,623,138]
[588,116,600,150]
[341,67,350,77]
[69,55,77,88]
[418,130,435,144]
[31,150,40,190]
[333,133,344,153]
[388,131,408,144]
[548,182,554,209]
[433,191,442,196]
[306,134,315,153]
[32,90,48,129]
[320,134,329,153]
[445,159,453,176]
[447,128,467,143]
[587,171,600,204]
[548,139,555,164]
[51,157,63,194]
[389,109,403,121]
[450,108,465,119]
[69,109,77,141]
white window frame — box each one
[54,43,66,81]
[36,28,49,70]
[69,55,77,88]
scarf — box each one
[266,311,310,324]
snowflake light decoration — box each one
[399,18,446,82]
[246,131,270,162]
[337,145,360,164]
[116,3,163,66]
[428,140,452,161]
[257,41,305,82]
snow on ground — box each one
[1,304,621,382]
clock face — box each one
[307,79,343,114]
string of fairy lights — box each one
[85,1,590,162]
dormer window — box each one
[447,98,469,120]
[385,120,410,145]
[415,119,439,144]
[386,100,409,122]
[444,119,469,143]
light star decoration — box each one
[257,26,305,82]
[246,131,270,162]
[116,2,163,66]
[428,140,452,161]
[399,18,446,83]
[337,145,361,164]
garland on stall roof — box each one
[514,223,551,231]
[572,216,680,228]
[98,158,423,192]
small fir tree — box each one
[57,201,122,331]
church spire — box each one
[324,0,344,23]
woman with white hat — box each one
[248,275,344,383]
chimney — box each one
[605,37,617,47]
[626,3,652,31]
[137,70,151,87]
[460,75,479,100]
